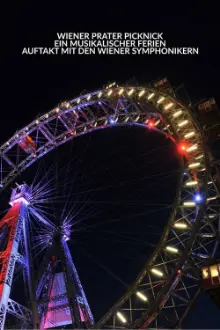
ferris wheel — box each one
[0,79,219,329]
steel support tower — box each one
[0,184,94,329]
[0,184,39,329]
[36,233,94,329]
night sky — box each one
[2,7,220,329]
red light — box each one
[178,142,188,154]
[148,120,155,127]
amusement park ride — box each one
[0,78,219,329]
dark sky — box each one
[2,7,220,329]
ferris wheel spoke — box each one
[29,206,58,233]
[74,240,128,289]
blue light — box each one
[109,118,115,124]
[195,193,202,202]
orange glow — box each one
[210,265,219,277]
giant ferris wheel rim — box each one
[0,83,219,328]
[0,84,205,189]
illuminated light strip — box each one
[184,131,195,138]
[174,223,188,229]
[166,246,178,253]
[104,119,108,125]
[119,88,124,95]
[164,102,173,110]
[77,98,80,104]
[128,88,134,96]
[173,110,182,118]
[207,196,218,201]
[157,96,165,104]
[208,214,216,218]
[72,110,79,118]
[189,162,200,168]
[208,181,212,185]
[200,233,215,238]
[116,312,126,323]
[138,90,145,97]
[135,115,140,122]
[192,253,209,259]
[87,94,91,101]
[183,201,196,207]
[155,119,160,126]
[178,120,188,127]
[98,92,102,98]
[195,154,204,160]
[93,122,97,127]
[200,167,206,171]
[151,268,163,277]
[45,114,49,119]
[186,181,198,186]
[163,124,170,130]
[136,291,148,301]
[107,89,113,96]
[186,144,198,152]
[108,82,115,88]
[55,108,60,113]
[147,92,155,100]
[124,117,129,122]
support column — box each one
[0,184,39,329]
[59,236,82,328]
[62,238,94,327]
[0,202,26,330]
[22,215,40,329]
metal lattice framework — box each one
[0,184,94,329]
[0,83,219,328]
